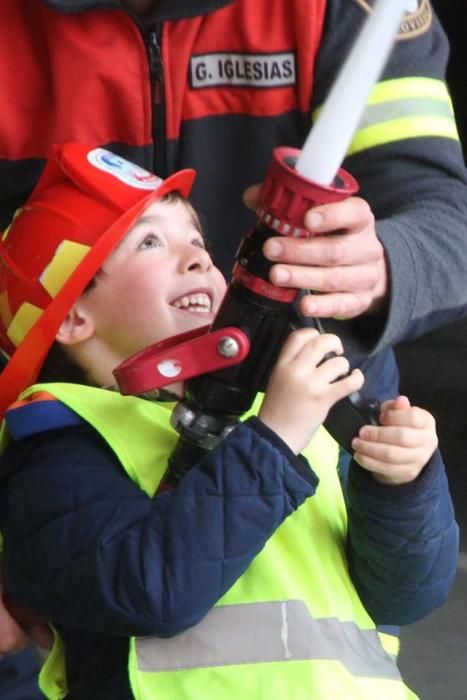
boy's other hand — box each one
[259,328,363,454]
[0,594,30,655]
[244,185,387,320]
[0,590,53,656]
[351,396,439,485]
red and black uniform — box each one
[1,0,467,353]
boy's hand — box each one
[0,596,53,658]
[0,583,53,656]
[351,396,438,485]
[0,595,29,656]
[259,328,364,454]
[244,186,387,320]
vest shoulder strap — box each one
[5,392,84,440]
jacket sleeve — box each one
[1,418,317,638]
[314,0,467,353]
[342,348,459,624]
[346,449,459,625]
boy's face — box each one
[80,198,227,363]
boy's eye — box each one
[139,233,163,249]
[192,237,206,250]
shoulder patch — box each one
[353,0,432,40]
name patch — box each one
[190,52,296,89]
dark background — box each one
[397,0,467,528]
[397,2,467,698]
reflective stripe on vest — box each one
[313,77,459,155]
[135,600,399,680]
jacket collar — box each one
[42,0,234,21]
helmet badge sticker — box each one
[87,148,162,190]
[352,0,432,40]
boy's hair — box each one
[0,143,195,416]
[155,190,203,234]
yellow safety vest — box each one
[5,383,414,700]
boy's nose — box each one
[179,245,212,273]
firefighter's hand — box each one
[244,186,387,320]
[259,328,364,454]
[351,396,439,485]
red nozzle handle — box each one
[257,146,359,237]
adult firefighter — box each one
[0,0,466,347]
[0,0,466,684]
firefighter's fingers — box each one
[303,197,375,239]
[269,262,378,293]
[262,199,387,319]
[299,289,376,320]
[264,197,377,267]
[242,183,262,211]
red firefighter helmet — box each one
[0,142,195,416]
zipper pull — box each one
[148,29,163,104]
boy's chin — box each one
[164,381,184,398]
[185,312,214,329]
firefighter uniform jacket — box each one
[1,0,467,355]
[0,383,457,698]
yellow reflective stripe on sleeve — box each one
[349,77,459,153]
[367,77,454,107]
[348,115,459,155]
[313,78,459,155]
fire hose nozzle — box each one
[257,147,359,238]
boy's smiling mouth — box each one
[170,291,213,314]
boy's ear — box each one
[56,302,95,346]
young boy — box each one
[0,144,457,699]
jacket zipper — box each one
[147,25,168,177]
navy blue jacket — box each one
[0,357,458,698]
